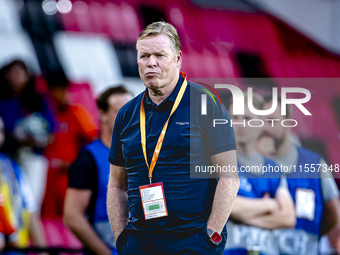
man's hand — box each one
[327,224,340,254]
[246,187,296,229]
[320,198,338,236]
[231,193,279,223]
[262,193,279,213]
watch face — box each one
[211,232,222,244]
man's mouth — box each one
[146,72,158,77]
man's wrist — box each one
[206,223,222,235]
[269,199,279,212]
[263,198,278,212]
[206,228,214,236]
[206,228,222,245]
[114,227,125,243]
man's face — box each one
[137,34,182,91]
[103,94,132,132]
[262,101,287,142]
[230,104,262,145]
[0,118,5,148]
[6,64,29,93]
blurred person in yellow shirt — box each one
[0,116,46,252]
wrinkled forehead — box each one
[137,34,175,54]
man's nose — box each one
[147,55,157,68]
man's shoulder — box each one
[83,139,105,151]
[264,157,279,167]
[298,146,322,160]
[69,150,97,174]
[0,153,18,169]
[188,81,219,99]
[188,81,222,104]
[0,153,21,181]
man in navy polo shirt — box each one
[107,21,239,255]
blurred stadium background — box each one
[1,0,340,252]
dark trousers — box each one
[116,228,227,255]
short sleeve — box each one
[109,110,126,166]
[201,95,236,155]
[319,158,340,201]
[68,150,97,190]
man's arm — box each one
[326,198,340,253]
[320,197,338,236]
[231,195,279,222]
[63,188,111,255]
[245,186,296,229]
[207,150,240,234]
[107,164,129,243]
[29,212,47,247]
[319,160,339,236]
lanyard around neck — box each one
[140,77,187,184]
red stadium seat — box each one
[106,3,126,41]
[59,11,81,32]
[121,3,141,42]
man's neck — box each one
[236,142,256,156]
[100,127,111,149]
[148,75,179,105]
[271,135,292,158]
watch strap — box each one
[206,228,214,236]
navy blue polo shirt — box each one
[109,73,236,234]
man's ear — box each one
[176,51,182,68]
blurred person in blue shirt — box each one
[64,86,132,255]
[225,93,295,255]
[260,96,339,255]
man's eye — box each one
[157,54,164,57]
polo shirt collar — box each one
[144,73,183,106]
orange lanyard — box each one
[140,77,188,184]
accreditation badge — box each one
[139,182,168,220]
[295,188,315,221]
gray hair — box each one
[136,21,181,54]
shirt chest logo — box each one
[175,122,189,125]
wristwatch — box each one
[206,228,222,245]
